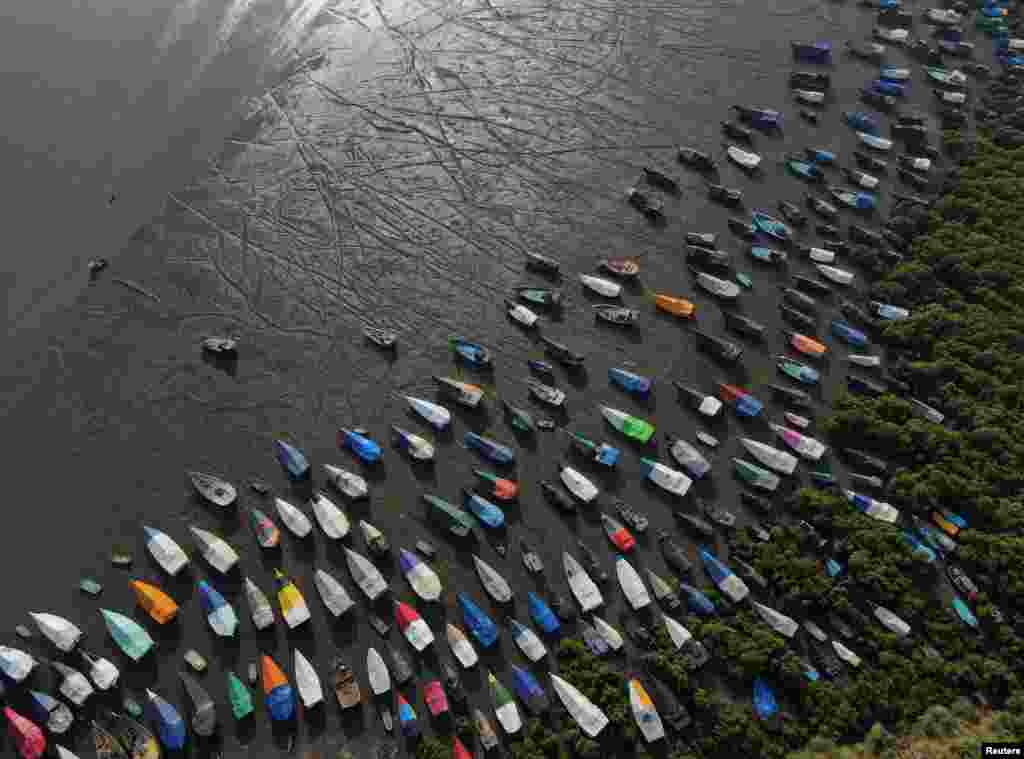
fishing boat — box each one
[423,494,475,536]
[525,251,561,275]
[273,439,310,481]
[786,330,828,358]
[329,660,358,709]
[527,591,561,633]
[398,548,442,602]
[551,674,609,737]
[525,378,566,407]
[99,610,153,661]
[601,405,655,443]
[857,131,893,151]
[395,601,435,651]
[141,526,189,576]
[752,601,799,638]
[725,144,761,170]
[363,326,396,348]
[695,330,744,362]
[273,570,310,628]
[646,569,680,611]
[640,458,692,496]
[708,183,743,206]
[770,424,826,460]
[29,613,82,652]
[615,501,648,533]
[313,569,354,617]
[404,395,452,429]
[673,382,722,416]
[677,147,716,171]
[732,104,783,130]
[345,547,388,600]
[600,257,641,277]
[486,672,521,734]
[274,497,312,538]
[777,355,819,385]
[601,513,636,552]
[564,429,620,467]
[845,490,899,523]
[310,490,350,538]
[559,464,599,502]
[734,459,780,491]
[179,672,217,736]
[690,268,741,299]
[261,655,295,722]
[609,367,652,397]
[742,438,798,475]
[27,691,72,735]
[665,436,711,478]
[594,304,639,325]
[457,595,496,648]
[187,471,236,508]
[450,338,492,368]
[510,619,547,661]
[541,335,585,366]
[616,556,651,610]
[324,464,369,499]
[50,661,92,705]
[563,553,603,612]
[397,693,418,737]
[197,580,237,637]
[718,382,763,417]
[515,286,562,307]
[654,293,696,318]
[145,690,185,750]
[473,555,513,603]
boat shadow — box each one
[200,351,238,378]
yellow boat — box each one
[274,570,311,629]
[654,294,696,318]
[130,580,178,624]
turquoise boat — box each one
[749,246,787,264]
[458,594,498,647]
[952,598,978,628]
[776,355,819,385]
[751,210,792,242]
[463,490,505,528]
[100,610,154,661]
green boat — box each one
[975,13,1006,31]
[733,458,780,492]
[563,429,620,467]
[227,672,254,719]
[515,287,561,307]
[736,273,753,289]
[600,406,655,444]
[100,609,154,661]
[503,401,536,433]
[423,495,475,537]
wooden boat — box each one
[329,660,358,709]
[551,674,608,737]
[197,580,238,637]
[599,257,640,277]
[654,293,695,318]
[473,555,513,603]
[677,147,715,171]
[594,304,639,325]
[525,251,561,275]
[274,497,312,538]
[313,568,354,617]
[324,464,369,499]
[363,326,396,348]
[690,268,741,298]
[540,336,584,366]
[707,183,743,206]
[142,526,189,576]
[187,471,236,508]
[423,494,474,537]
[311,490,351,538]
[404,395,451,429]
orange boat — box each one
[130,580,178,624]
[786,331,827,357]
[654,293,696,318]
[261,655,295,721]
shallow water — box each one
[1,0,966,753]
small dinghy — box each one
[80,650,119,690]
[510,619,547,661]
[526,378,566,407]
[510,664,550,715]
[475,469,519,500]
[666,436,711,478]
[541,481,576,512]
[198,580,238,637]
[314,568,354,617]
[719,382,763,417]
[564,429,621,468]
[600,257,641,277]
[732,104,783,130]
[690,268,741,299]
[873,605,911,636]
[311,490,350,538]
[786,331,828,358]
[640,458,692,496]
[741,438,798,475]
[474,710,499,751]
[324,464,369,499]
[27,691,71,735]
[564,553,603,612]
[794,88,825,105]
[777,355,819,385]
[399,548,442,602]
[695,330,743,362]
[857,131,893,151]
[404,395,451,429]
[187,471,236,508]
[50,661,92,705]
[389,647,414,685]
[725,144,761,170]
[425,494,475,536]
[100,610,153,661]
[339,428,382,464]
[733,459,780,491]
[602,513,636,552]
[274,439,310,480]
[845,490,899,523]
[751,601,799,638]
[397,693,418,737]
[396,601,435,651]
[560,464,599,502]
[515,286,562,307]
[363,326,396,348]
[791,40,832,62]
[828,186,876,211]
[708,183,743,206]
[142,526,189,576]
[816,264,855,285]
[520,539,544,574]
[360,519,390,555]
[615,501,648,533]
[331,660,359,709]
[579,273,621,297]
[450,337,492,368]
[457,594,496,648]
[274,497,312,538]
[0,647,36,682]
[474,555,513,603]
[662,614,694,650]
[658,531,693,574]
[674,382,722,416]
[261,656,296,723]
[248,508,280,548]
[551,674,609,737]
[274,570,310,629]
[844,167,880,189]
[831,320,868,347]
[528,591,561,633]
[616,556,651,610]
[180,671,217,736]
[833,640,863,666]
[748,246,787,266]
[488,672,522,734]
[366,648,392,727]
[188,526,240,574]
[30,613,82,652]
[96,709,159,759]
[609,367,652,397]
[242,577,275,629]
[525,251,561,274]
[345,547,389,600]
[594,304,639,325]
[678,147,716,171]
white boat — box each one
[399,548,443,602]
[629,678,665,743]
[857,131,893,151]
[770,424,827,461]
[188,471,237,508]
[902,155,931,171]
[805,246,835,263]
[275,497,313,538]
[0,646,36,682]
[646,570,675,605]
[616,556,651,610]
[784,412,811,429]
[880,66,910,80]
[874,606,911,636]
[874,26,908,42]
[579,274,622,297]
[741,438,799,475]
[404,395,451,429]
[845,490,900,523]
[848,354,882,368]
[936,90,966,104]
[794,89,825,105]
[751,601,798,638]
[55,746,81,759]
[816,264,855,285]
[366,648,391,695]
[188,526,239,573]
[663,615,693,649]
[667,438,711,478]
[51,661,93,705]
[726,144,762,169]
[473,555,513,603]
[910,398,944,424]
[560,465,599,503]
[563,553,603,612]
[511,619,547,662]
[310,491,350,538]
[143,526,189,575]
[393,426,435,461]
[294,648,324,708]
[641,459,693,496]
[507,302,539,327]
[489,672,523,734]
[323,464,369,499]
[244,577,275,629]
[592,616,624,651]
[833,640,862,667]
[551,674,609,737]
[314,569,355,617]
[345,548,389,600]
[803,620,828,642]
[359,520,388,552]
[81,651,119,690]
[30,613,82,652]
[926,8,961,24]
[446,624,479,668]
[694,270,741,298]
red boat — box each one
[424,680,449,717]
[453,736,473,759]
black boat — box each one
[673,511,716,538]
[827,614,857,640]
[673,381,721,417]
[792,274,833,296]
[881,372,910,394]
[722,309,766,338]
[778,200,807,226]
[847,375,888,398]
[644,675,693,729]
[615,500,649,533]
[746,520,773,542]
[642,166,680,194]
[891,192,930,208]
[878,8,912,26]
[520,538,544,574]
[938,108,967,128]
[652,577,682,611]
[389,647,414,685]
[577,540,609,583]
[443,662,466,706]
[839,299,873,325]
[779,304,817,331]
[731,556,769,588]
[540,480,576,512]
[810,643,845,680]
[842,167,878,190]
[623,616,654,648]
[860,88,899,111]
[740,490,774,513]
[906,142,940,160]
[937,39,974,57]
[853,151,888,173]
[721,120,754,142]
[694,330,744,363]
[708,183,743,207]
[727,217,758,240]
[685,232,717,248]
[841,447,888,474]
[627,187,665,220]
[805,194,839,219]
[678,147,716,171]
[552,594,577,621]
[687,245,732,271]
[594,304,639,326]
[849,225,883,247]
[364,327,397,348]
[790,70,831,89]
[699,499,737,528]
[799,108,820,124]
[891,123,928,142]
[658,530,693,575]
[540,336,584,367]
[847,471,884,490]
[962,62,991,77]
[947,565,979,601]
[897,166,930,191]
[817,223,841,238]
[779,286,818,311]
[525,251,562,275]
[821,239,850,254]
[846,40,885,62]
[769,383,811,406]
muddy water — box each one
[1,0,962,754]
